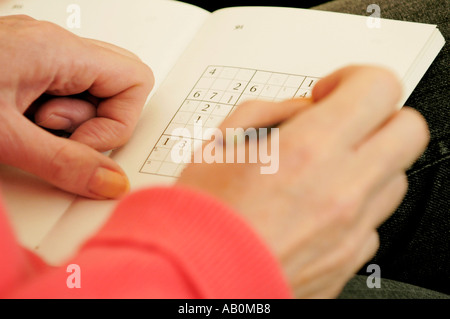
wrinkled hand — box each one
[0,15,154,199]
[177,66,429,298]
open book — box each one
[0,0,444,265]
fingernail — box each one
[36,114,73,130]
[88,167,130,199]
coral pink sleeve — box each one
[0,186,293,298]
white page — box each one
[0,165,75,250]
[0,0,210,255]
[22,6,446,265]
[171,7,442,104]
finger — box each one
[286,65,402,148]
[0,112,129,199]
[318,109,427,229]
[354,107,429,189]
[34,97,97,132]
[2,19,153,152]
[219,98,313,131]
[292,230,379,298]
[84,38,143,61]
[69,85,147,151]
[43,33,154,151]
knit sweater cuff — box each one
[87,185,293,298]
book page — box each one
[37,6,444,265]
[0,0,210,257]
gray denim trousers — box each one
[313,0,449,298]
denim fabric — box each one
[314,0,450,296]
[338,275,450,299]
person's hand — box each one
[177,65,430,298]
[0,15,154,199]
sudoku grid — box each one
[139,65,320,177]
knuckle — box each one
[371,68,402,105]
[280,131,336,175]
[16,20,68,57]
[359,65,401,91]
[29,20,62,39]
[47,144,74,184]
[369,66,401,91]
[47,142,96,190]
[78,121,130,151]
[351,65,402,107]
[280,138,316,168]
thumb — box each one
[1,111,129,199]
